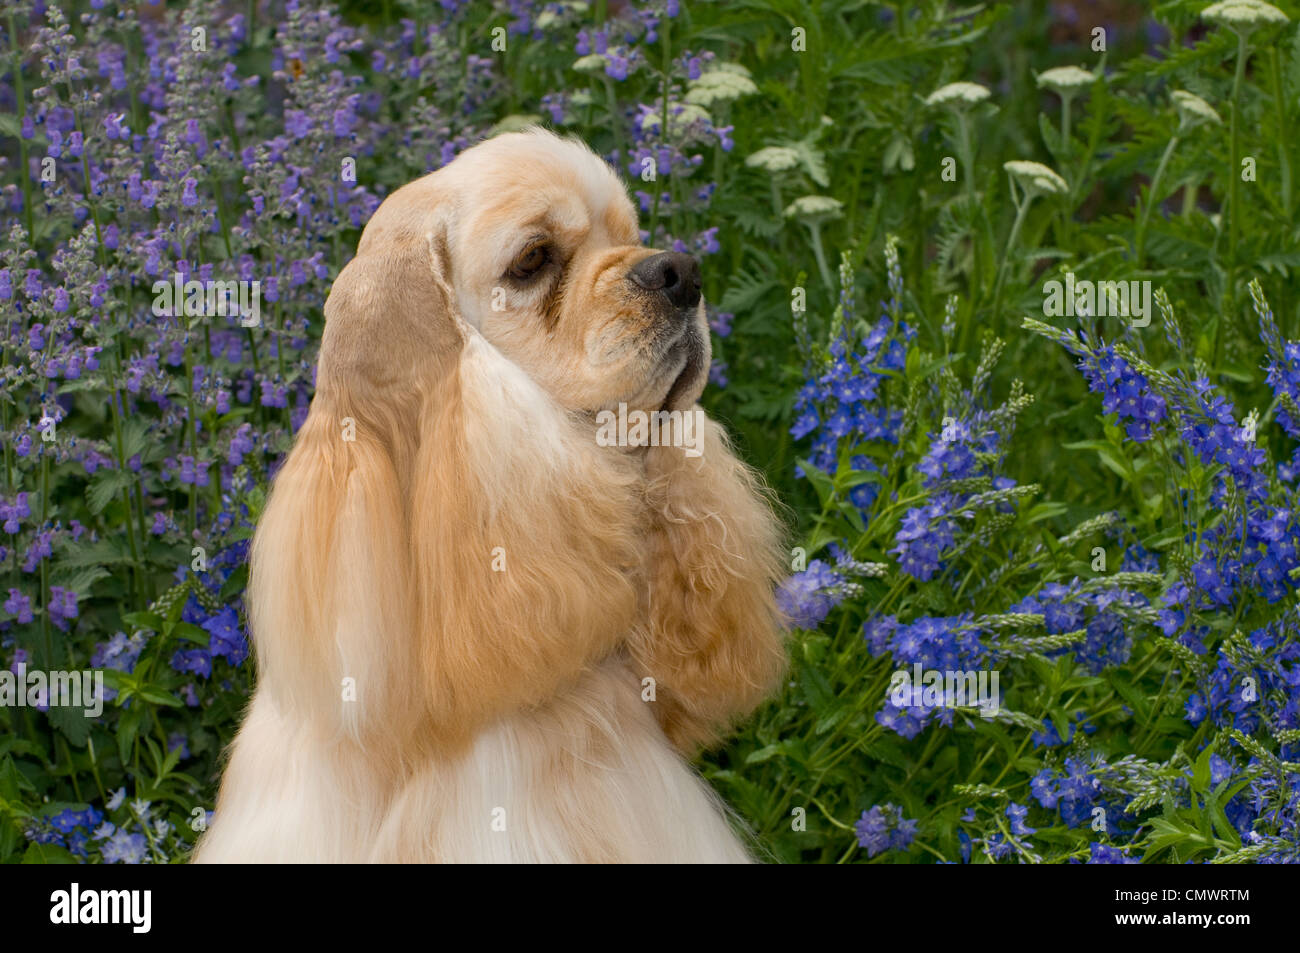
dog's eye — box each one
[508,243,550,280]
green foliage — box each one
[5,0,1300,864]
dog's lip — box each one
[655,321,690,356]
[659,329,703,412]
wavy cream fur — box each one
[194,129,786,864]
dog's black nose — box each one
[627,252,701,310]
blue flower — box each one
[891,495,960,582]
[1087,842,1139,864]
[202,606,249,666]
[917,418,979,486]
[1075,343,1166,443]
[854,803,916,857]
[776,560,847,630]
[1030,769,1060,809]
[1209,753,1233,786]
[101,830,148,864]
[1006,802,1036,837]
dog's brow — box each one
[549,216,590,246]
[602,201,638,245]
[500,210,586,256]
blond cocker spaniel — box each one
[194,128,786,863]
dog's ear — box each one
[627,420,789,753]
[247,211,457,753]
[407,321,646,749]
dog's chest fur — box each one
[194,658,752,863]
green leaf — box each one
[1191,744,1213,795]
[745,743,783,765]
[0,755,37,801]
[219,564,249,602]
[813,705,850,735]
[0,113,46,145]
[121,611,165,633]
[791,139,829,187]
[882,132,915,174]
[1062,439,1130,480]
[137,688,184,708]
[718,264,780,313]
[1106,671,1150,720]
[86,468,135,516]
[215,406,257,427]
[119,416,152,464]
[1024,502,1068,524]
[1038,111,1061,156]
[60,537,134,568]
[1205,790,1240,848]
[1144,816,1204,858]
[797,458,836,509]
[117,706,144,766]
[797,661,835,711]
[46,703,93,747]
[172,621,211,646]
[50,565,111,596]
[22,842,77,864]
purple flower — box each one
[776,560,847,629]
[285,110,313,139]
[1006,802,1036,837]
[47,586,79,632]
[4,589,34,624]
[854,804,917,857]
[202,606,249,667]
[1087,843,1139,864]
[170,648,212,678]
[101,830,148,864]
[103,113,130,140]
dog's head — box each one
[438,130,710,414]
[254,130,709,750]
[322,128,710,417]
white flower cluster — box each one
[685,63,758,107]
[1003,160,1068,196]
[924,81,991,107]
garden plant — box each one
[0,0,1298,866]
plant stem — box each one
[1135,135,1179,267]
[956,110,975,202]
[1182,175,1200,218]
[602,75,626,171]
[8,13,35,242]
[807,222,833,290]
[39,448,50,666]
[1060,93,1072,158]
[86,736,109,804]
[991,191,1033,318]
[1225,32,1247,327]
[1268,46,1292,218]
